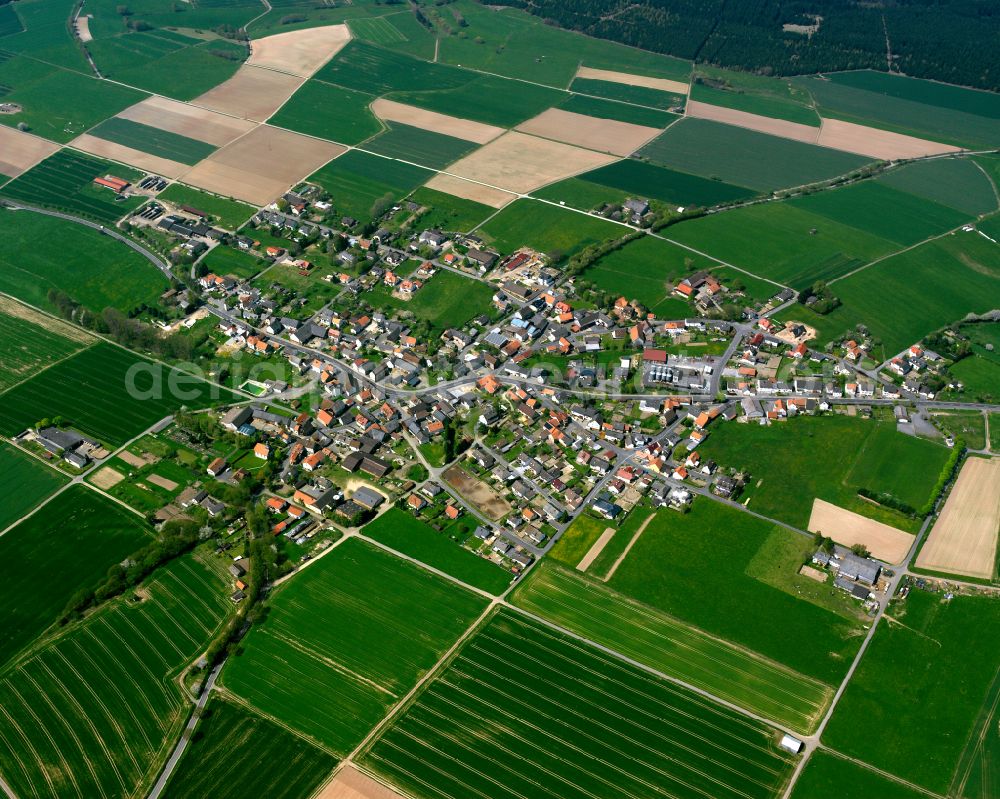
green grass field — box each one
[363,122,477,169]
[557,92,677,127]
[0,554,230,799]
[789,751,928,799]
[604,502,869,686]
[0,4,23,36]
[569,77,682,111]
[639,118,871,192]
[795,71,1000,150]
[87,117,216,165]
[269,79,383,145]
[317,40,472,97]
[477,199,623,258]
[931,411,988,450]
[512,561,831,733]
[366,269,494,333]
[823,590,1000,794]
[0,208,167,312]
[0,485,150,669]
[0,307,92,393]
[156,183,256,230]
[363,508,511,595]
[0,442,67,532]
[198,245,265,280]
[691,82,821,126]
[0,55,146,143]
[162,696,337,799]
[948,356,1000,403]
[361,608,797,799]
[0,342,238,445]
[580,234,719,312]
[309,150,433,221]
[0,0,89,71]
[0,150,146,224]
[408,187,494,232]
[698,416,950,531]
[220,538,487,754]
[878,157,998,217]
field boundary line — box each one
[601,511,654,581]
[970,158,1000,211]
[829,222,972,285]
[817,746,945,799]
[0,340,95,397]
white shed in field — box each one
[780,734,804,754]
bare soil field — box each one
[817,118,961,159]
[916,457,1000,579]
[0,126,59,178]
[182,125,344,205]
[118,96,255,146]
[440,131,617,195]
[316,767,409,799]
[71,133,190,178]
[576,527,615,571]
[516,108,661,156]
[423,173,516,208]
[0,296,93,343]
[91,467,124,490]
[686,100,820,143]
[371,99,503,144]
[443,465,511,521]
[75,14,92,43]
[248,24,351,77]
[576,66,689,95]
[808,498,914,564]
[147,473,178,491]
[194,66,304,122]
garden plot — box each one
[70,134,189,179]
[916,456,1000,579]
[576,65,689,95]
[807,499,914,564]
[422,173,516,208]
[0,126,58,179]
[515,108,662,156]
[194,66,304,122]
[117,96,256,147]
[182,125,344,205]
[817,118,962,159]
[247,24,351,77]
[371,99,504,144]
[435,131,617,195]
[686,100,821,144]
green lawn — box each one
[0,442,68,532]
[548,512,609,567]
[823,589,1000,794]
[269,79,383,145]
[789,751,928,799]
[87,117,217,165]
[512,560,832,733]
[408,187,494,232]
[477,199,623,258]
[162,697,337,799]
[0,485,151,668]
[0,208,167,312]
[698,416,950,531]
[363,508,512,594]
[157,183,257,230]
[220,538,487,754]
[366,269,494,333]
[198,245,266,280]
[605,502,870,685]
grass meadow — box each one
[363,508,512,594]
[88,117,217,165]
[309,150,433,221]
[156,183,256,230]
[557,92,677,127]
[408,187,494,232]
[0,209,167,312]
[198,245,266,280]
[1,150,147,224]
[0,442,67,531]
[690,82,821,126]
[878,157,998,217]
[363,122,477,169]
[0,308,91,393]
[569,77,682,111]
[366,269,494,333]
[361,609,797,799]
[162,696,337,799]
[512,561,831,733]
[269,79,383,145]
[0,342,238,445]
[0,486,151,668]
[477,199,623,257]
[0,555,230,799]
[605,502,868,686]
[823,590,1000,794]
[789,751,928,799]
[220,538,487,754]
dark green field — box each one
[0,485,150,668]
[88,117,216,165]
[477,199,623,257]
[362,609,797,799]
[878,157,998,217]
[570,77,682,111]
[0,442,67,532]
[823,590,1000,794]
[363,122,476,169]
[0,4,22,36]
[156,183,256,230]
[558,92,677,127]
[698,415,950,532]
[220,538,487,754]
[308,150,433,221]
[639,118,871,192]
[269,79,382,145]
[0,308,91,393]
[163,697,337,799]
[363,508,512,594]
[408,187,494,232]
[316,40,472,96]
[0,342,238,445]
[0,150,146,224]
[789,751,928,799]
[0,208,167,312]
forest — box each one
[489,0,1000,92]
